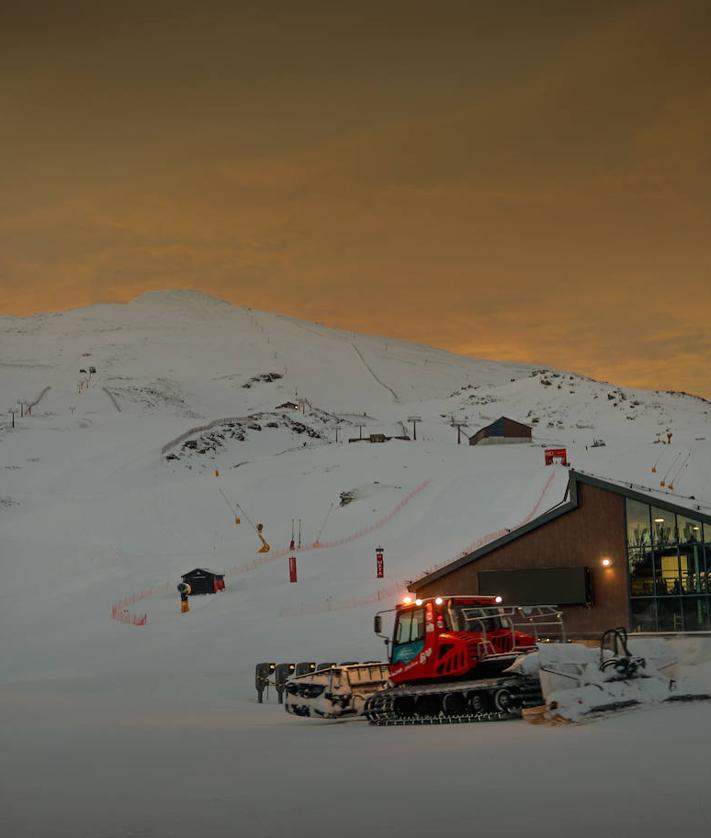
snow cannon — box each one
[177,581,191,613]
[256,522,270,554]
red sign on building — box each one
[288,555,298,583]
[376,546,384,579]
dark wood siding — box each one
[415,483,628,636]
[502,417,532,438]
[469,416,532,445]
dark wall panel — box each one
[479,567,591,605]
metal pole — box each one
[408,415,420,441]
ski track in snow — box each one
[26,385,51,410]
[351,342,400,403]
[101,386,122,412]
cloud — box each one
[1,1,710,397]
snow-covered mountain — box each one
[2,287,710,671]
[2,289,710,837]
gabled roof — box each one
[182,567,224,577]
[409,469,711,591]
[482,416,532,431]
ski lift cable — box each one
[218,487,258,532]
[668,451,692,488]
[651,448,666,473]
[218,487,238,518]
[671,450,691,481]
[660,450,682,485]
[235,502,258,532]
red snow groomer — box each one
[365,596,563,724]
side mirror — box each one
[374,615,382,635]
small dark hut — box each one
[181,568,226,595]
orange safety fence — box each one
[225,479,431,576]
[279,471,559,618]
[110,580,173,626]
[109,481,431,625]
[111,605,148,626]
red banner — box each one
[376,547,384,578]
[289,555,298,583]
[544,447,568,466]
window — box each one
[627,499,651,548]
[683,597,711,632]
[679,543,704,594]
[394,608,425,645]
[656,597,683,631]
[651,507,676,548]
[391,608,426,664]
[445,604,508,633]
[395,611,412,644]
[628,547,655,596]
[677,514,703,546]
[655,549,682,595]
[627,499,711,630]
[630,599,657,632]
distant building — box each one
[180,568,226,595]
[348,433,410,444]
[469,417,532,446]
[275,401,300,410]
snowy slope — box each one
[1,289,710,837]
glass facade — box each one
[626,498,710,631]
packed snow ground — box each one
[1,290,710,837]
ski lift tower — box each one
[451,418,468,445]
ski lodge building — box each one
[410,470,711,635]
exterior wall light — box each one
[601,558,612,567]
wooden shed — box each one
[181,568,226,595]
[469,417,532,446]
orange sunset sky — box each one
[2,1,710,397]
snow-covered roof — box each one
[410,469,711,591]
[181,568,224,578]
